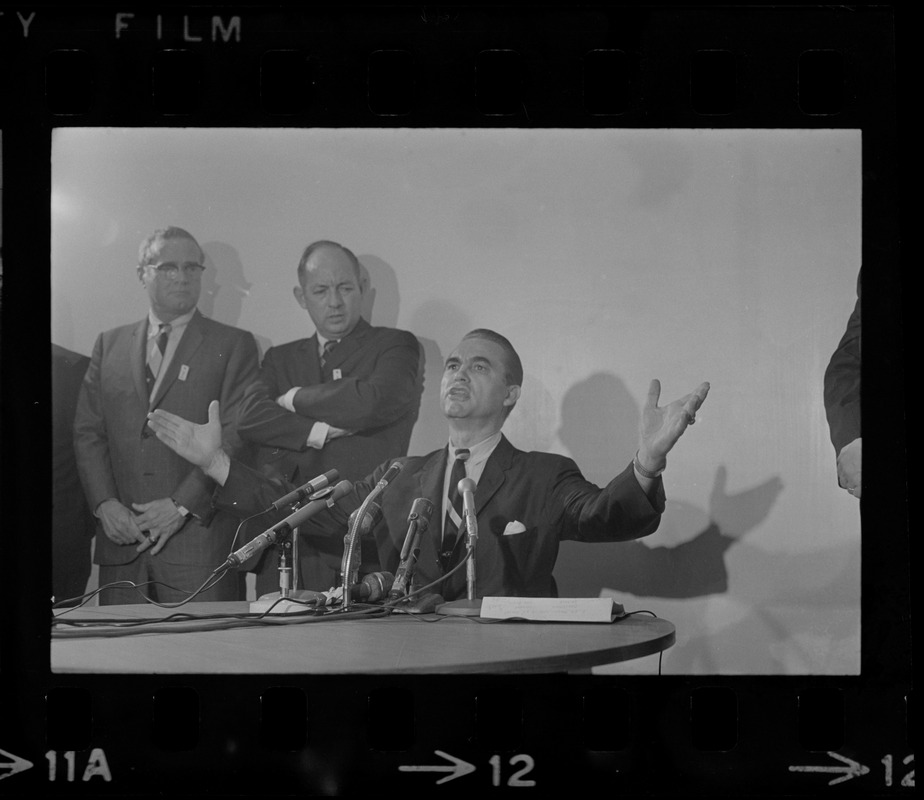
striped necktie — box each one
[439,448,470,571]
[320,339,337,371]
[146,322,171,393]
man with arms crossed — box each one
[75,226,259,604]
[235,240,422,593]
[148,329,708,600]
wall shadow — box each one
[661,539,861,674]
[357,254,400,329]
[553,371,784,599]
[407,300,472,452]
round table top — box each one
[52,601,675,674]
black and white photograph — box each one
[50,126,862,675]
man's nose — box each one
[329,290,344,307]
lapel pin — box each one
[179,365,189,381]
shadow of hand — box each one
[708,464,784,537]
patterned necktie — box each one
[321,339,338,381]
[439,448,470,571]
[146,322,171,393]
[320,339,337,373]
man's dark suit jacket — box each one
[75,310,259,571]
[235,317,422,589]
[824,275,861,456]
[217,435,664,600]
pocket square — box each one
[503,520,527,536]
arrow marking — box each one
[789,751,870,786]
[0,748,34,782]
[399,750,476,785]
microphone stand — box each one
[340,462,401,610]
[436,507,482,617]
[250,492,332,614]
[340,493,382,610]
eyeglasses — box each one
[146,262,206,280]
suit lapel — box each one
[443,436,513,564]
[130,318,149,406]
[324,318,370,371]
[418,447,448,545]
[150,311,204,409]
[298,336,322,385]
[473,435,513,514]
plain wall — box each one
[51,128,862,674]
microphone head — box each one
[322,468,339,486]
[408,497,435,528]
[359,571,395,602]
[458,477,477,495]
[348,500,383,533]
[328,480,353,503]
[381,460,404,482]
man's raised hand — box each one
[638,379,710,471]
[147,399,223,469]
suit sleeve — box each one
[236,345,316,450]
[554,461,665,543]
[290,330,421,430]
[237,330,421,450]
[823,295,861,455]
[172,329,260,518]
[73,332,120,512]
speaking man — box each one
[148,329,708,600]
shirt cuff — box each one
[205,450,232,486]
[306,421,330,450]
[277,387,300,412]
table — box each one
[52,602,675,674]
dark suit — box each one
[218,435,664,600]
[236,318,422,592]
[824,275,861,457]
[52,344,94,605]
[74,310,259,603]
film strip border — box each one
[0,6,896,124]
[24,678,916,792]
[0,4,909,796]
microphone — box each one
[459,477,479,605]
[458,477,477,538]
[389,498,434,600]
[341,462,403,608]
[267,469,339,511]
[220,479,353,570]
[401,498,434,559]
[349,571,395,602]
[347,501,383,536]
[375,461,403,491]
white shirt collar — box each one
[147,308,195,338]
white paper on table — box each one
[478,596,626,623]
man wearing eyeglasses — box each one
[74,226,260,604]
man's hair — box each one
[297,240,362,283]
[462,328,524,387]
[137,227,203,268]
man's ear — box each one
[504,384,521,408]
[293,285,307,309]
